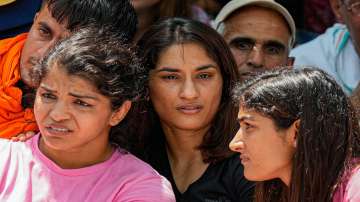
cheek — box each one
[149,80,176,106]
[230,48,247,67]
[264,55,288,69]
[33,97,48,123]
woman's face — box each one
[229,107,296,185]
[34,64,126,155]
[149,43,223,132]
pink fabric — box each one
[333,166,360,202]
[0,134,175,202]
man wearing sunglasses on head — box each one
[291,0,360,95]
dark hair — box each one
[156,0,192,20]
[42,0,137,42]
[351,84,360,119]
[137,18,239,163]
[232,68,360,202]
[33,26,147,150]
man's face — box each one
[20,5,70,87]
[338,0,360,55]
[223,6,292,80]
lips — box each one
[44,124,72,136]
[240,154,250,164]
[176,104,203,114]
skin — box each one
[149,43,223,192]
[229,107,297,186]
[331,0,360,56]
[34,64,130,169]
[149,43,223,132]
[20,4,70,87]
[223,6,293,80]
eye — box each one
[230,39,254,52]
[240,122,254,131]
[265,46,281,55]
[74,99,92,107]
[233,41,253,51]
[38,26,51,38]
[197,72,212,79]
[161,74,178,80]
[41,92,56,100]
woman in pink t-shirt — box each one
[229,68,360,202]
[0,26,175,202]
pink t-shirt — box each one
[333,166,360,202]
[0,134,175,202]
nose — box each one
[246,45,264,69]
[179,78,199,100]
[229,129,245,153]
[49,102,71,122]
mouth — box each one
[44,125,72,136]
[176,104,203,114]
[240,71,258,79]
[240,154,250,164]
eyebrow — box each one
[39,85,99,100]
[68,93,99,100]
[237,115,255,122]
[229,37,255,46]
[229,37,286,49]
[263,40,286,50]
[155,65,217,73]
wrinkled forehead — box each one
[224,6,292,44]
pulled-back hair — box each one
[33,26,147,150]
[137,18,239,163]
[42,0,137,41]
[232,68,360,202]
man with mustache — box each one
[213,0,296,81]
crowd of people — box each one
[0,0,359,201]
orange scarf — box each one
[0,33,38,139]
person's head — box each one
[214,0,296,80]
[32,26,146,158]
[20,0,137,87]
[138,18,238,162]
[331,0,360,56]
[230,68,360,201]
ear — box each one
[286,57,295,66]
[330,0,344,22]
[109,101,132,126]
[287,119,300,148]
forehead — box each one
[35,4,69,35]
[223,6,291,45]
[156,43,218,69]
[42,63,98,92]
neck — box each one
[162,124,210,163]
[280,163,292,187]
[134,10,157,43]
[38,136,113,169]
[161,123,210,193]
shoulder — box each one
[0,137,32,154]
[212,154,255,199]
[291,23,349,67]
[111,149,175,202]
[345,166,360,201]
